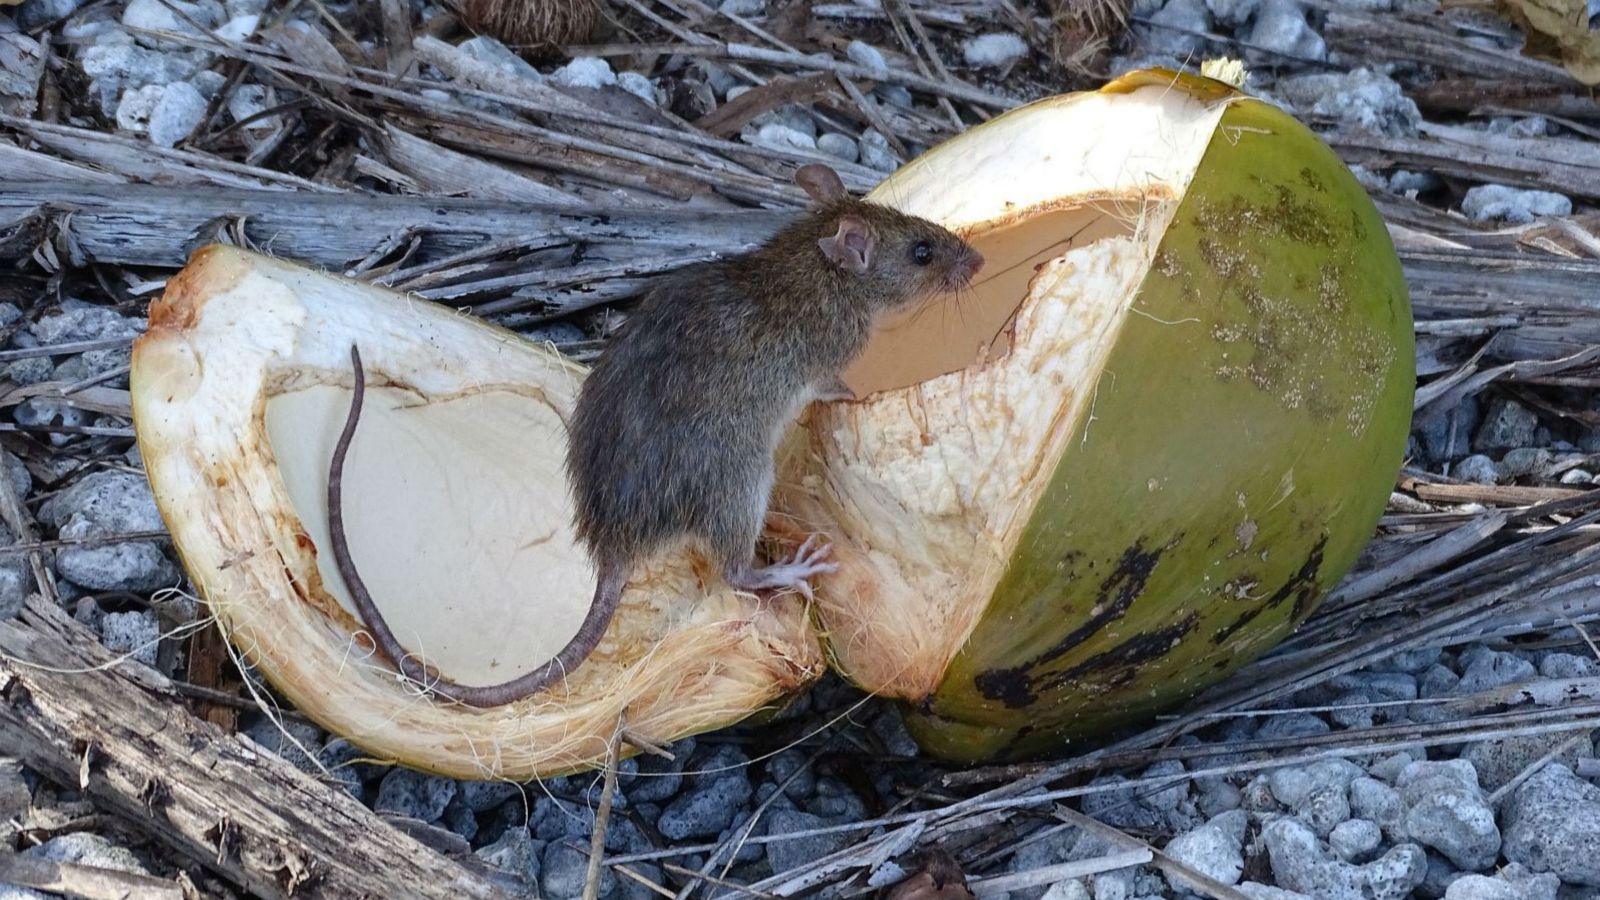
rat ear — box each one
[818,216,874,275]
[795,164,848,204]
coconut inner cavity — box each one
[265,383,593,686]
[841,200,1154,398]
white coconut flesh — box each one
[132,246,823,778]
[791,83,1229,698]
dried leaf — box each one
[1476,0,1600,84]
[883,848,976,900]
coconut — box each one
[781,69,1413,761]
[130,69,1412,777]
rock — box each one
[1246,0,1326,62]
[718,0,763,13]
[1542,653,1598,679]
[766,748,817,800]
[16,0,80,28]
[213,12,258,41]
[876,84,913,108]
[1239,885,1310,900]
[1445,865,1560,900]
[809,777,866,820]
[115,82,165,134]
[1198,779,1242,817]
[616,71,656,105]
[443,795,478,842]
[817,132,859,163]
[1140,760,1188,811]
[1205,0,1262,26]
[1454,454,1499,485]
[1503,763,1600,884]
[6,357,54,387]
[1265,816,1427,899]
[1349,777,1403,831]
[845,40,888,77]
[1473,397,1540,452]
[99,610,160,666]
[1562,468,1596,485]
[1041,881,1093,900]
[551,56,616,89]
[123,0,222,48]
[460,780,521,813]
[1390,169,1442,194]
[1497,447,1551,479]
[1275,68,1420,135]
[1462,184,1573,224]
[32,303,144,345]
[1456,646,1536,694]
[25,832,149,875]
[39,471,179,592]
[1081,775,1160,830]
[764,810,850,876]
[458,36,542,82]
[1163,809,1247,890]
[542,840,613,898]
[1256,713,1330,741]
[1300,783,1352,837]
[752,122,816,151]
[658,774,753,841]
[476,825,541,885]
[1141,0,1211,56]
[858,129,897,172]
[960,32,1028,68]
[375,769,457,823]
[1465,732,1593,792]
[148,80,206,146]
[1330,819,1382,862]
[1395,760,1499,871]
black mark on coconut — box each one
[975,540,1172,708]
[1039,612,1202,694]
[1299,167,1327,193]
[1213,535,1327,643]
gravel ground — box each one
[4,0,1600,896]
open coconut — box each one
[131,247,823,779]
[131,68,1411,777]
[782,69,1413,761]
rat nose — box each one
[963,249,985,280]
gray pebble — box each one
[1301,783,1352,838]
[1349,777,1403,831]
[25,832,150,875]
[1387,647,1443,673]
[458,36,543,82]
[658,774,752,840]
[1140,0,1212,56]
[763,809,849,874]
[1238,884,1311,899]
[551,56,616,89]
[845,40,888,76]
[6,357,55,386]
[1465,731,1593,792]
[1256,713,1330,741]
[959,32,1028,69]
[1419,852,1464,899]
[808,777,865,820]
[1395,759,1499,871]
[875,84,913,109]
[1497,447,1551,479]
[817,132,859,164]
[476,825,541,885]
[765,748,816,800]
[1455,646,1535,694]
[858,129,898,173]
[443,795,478,842]
[375,769,457,823]
[16,0,81,29]
[1329,818,1382,862]
[1163,809,1247,890]
[99,610,160,665]
[542,840,614,898]
[1454,454,1499,485]
[1445,864,1560,900]
[460,780,521,813]
[1246,0,1326,62]
[1205,0,1262,26]
[616,72,656,105]
[316,738,369,798]
[1081,774,1160,829]
[1474,398,1540,452]
[1198,779,1242,818]
[147,80,206,146]
[1390,170,1442,194]
[752,122,816,151]
[1264,816,1427,899]
[1503,763,1600,885]
[1275,68,1420,136]
[1541,653,1598,679]
[1462,184,1573,224]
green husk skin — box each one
[905,94,1415,762]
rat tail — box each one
[328,344,625,708]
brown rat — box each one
[326,163,983,707]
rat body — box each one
[327,164,983,707]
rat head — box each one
[796,164,984,309]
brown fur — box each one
[459,0,602,48]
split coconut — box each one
[131,69,1412,778]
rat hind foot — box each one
[725,535,838,601]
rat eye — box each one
[912,241,933,266]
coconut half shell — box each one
[132,246,822,779]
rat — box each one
[325,163,984,707]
